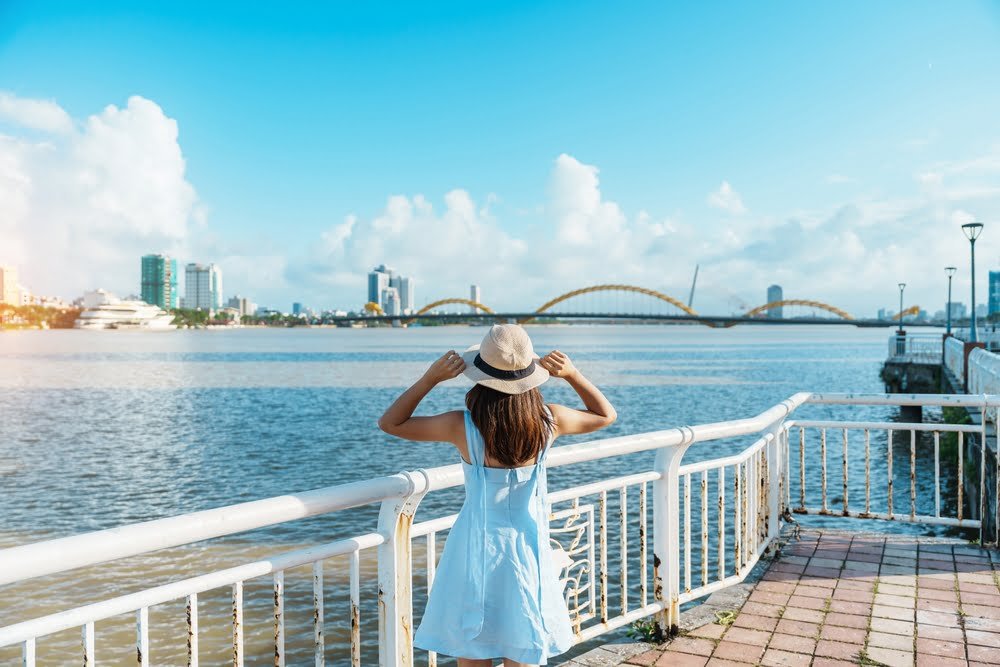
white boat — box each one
[74,290,176,330]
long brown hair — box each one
[466,384,554,467]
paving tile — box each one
[915,654,967,667]
[625,650,661,666]
[766,632,816,655]
[915,597,959,613]
[914,637,965,658]
[916,587,957,602]
[879,583,917,597]
[812,659,857,667]
[654,651,708,667]
[759,648,811,666]
[785,594,826,610]
[748,590,790,606]
[868,630,915,651]
[814,639,863,660]
[874,593,917,609]
[771,562,806,575]
[870,616,915,636]
[915,609,959,627]
[916,623,964,643]
[773,619,820,638]
[828,599,871,615]
[732,613,778,633]
[958,581,999,595]
[810,557,845,569]
[804,565,843,578]
[779,606,824,624]
[819,624,867,643]
[704,659,747,667]
[756,581,797,595]
[865,646,914,667]
[720,627,771,647]
[668,637,716,657]
[739,601,783,618]
[916,575,955,590]
[794,583,833,599]
[837,578,876,592]
[960,591,1000,606]
[823,612,869,629]
[964,615,1000,633]
[963,603,1000,620]
[965,628,1000,648]
[872,604,914,621]
[689,623,727,640]
[711,639,765,663]
[969,643,1000,662]
[762,569,800,583]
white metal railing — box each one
[968,347,1000,395]
[945,335,965,383]
[2,393,998,666]
[886,333,943,364]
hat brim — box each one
[461,344,549,395]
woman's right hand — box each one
[422,350,466,384]
[539,350,579,380]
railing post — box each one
[652,432,694,636]
[766,421,785,541]
[376,470,429,667]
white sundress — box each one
[413,410,574,664]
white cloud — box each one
[707,181,747,214]
[0,92,74,134]
[0,93,201,298]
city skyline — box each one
[2,3,1000,313]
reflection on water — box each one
[0,325,962,664]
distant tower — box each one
[382,286,401,316]
[368,265,393,309]
[767,285,783,319]
[141,254,179,309]
[185,263,223,311]
[0,265,20,305]
[470,284,481,313]
[989,271,1000,316]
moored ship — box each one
[73,289,176,330]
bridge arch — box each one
[892,305,920,321]
[743,299,853,320]
[519,284,698,324]
[403,298,494,324]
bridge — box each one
[351,284,918,327]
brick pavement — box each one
[620,530,1000,667]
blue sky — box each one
[2,1,1000,314]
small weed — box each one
[713,609,738,626]
[627,617,666,643]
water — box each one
[0,324,961,664]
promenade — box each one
[593,528,1000,667]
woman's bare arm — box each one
[538,350,616,436]
[377,351,467,444]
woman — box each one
[378,324,617,666]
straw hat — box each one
[461,324,549,394]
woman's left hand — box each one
[422,350,466,384]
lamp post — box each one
[945,266,956,335]
[898,283,906,334]
[962,222,984,342]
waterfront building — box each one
[391,275,415,313]
[947,302,967,320]
[140,254,179,309]
[382,286,401,316]
[185,263,223,311]
[470,284,481,313]
[0,265,20,305]
[990,272,1000,316]
[227,296,256,318]
[977,303,987,318]
[368,265,392,307]
[293,302,303,316]
[767,284,783,319]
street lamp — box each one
[945,266,957,335]
[898,283,906,334]
[962,222,984,342]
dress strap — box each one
[463,410,484,467]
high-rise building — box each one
[141,254,179,309]
[292,302,304,316]
[382,286,401,316]
[368,265,392,307]
[470,284,481,313]
[391,275,415,313]
[766,285,783,319]
[185,263,223,311]
[989,271,1000,316]
[0,265,19,305]
[227,296,255,318]
[947,302,967,320]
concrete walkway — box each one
[613,529,1000,666]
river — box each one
[0,324,960,664]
